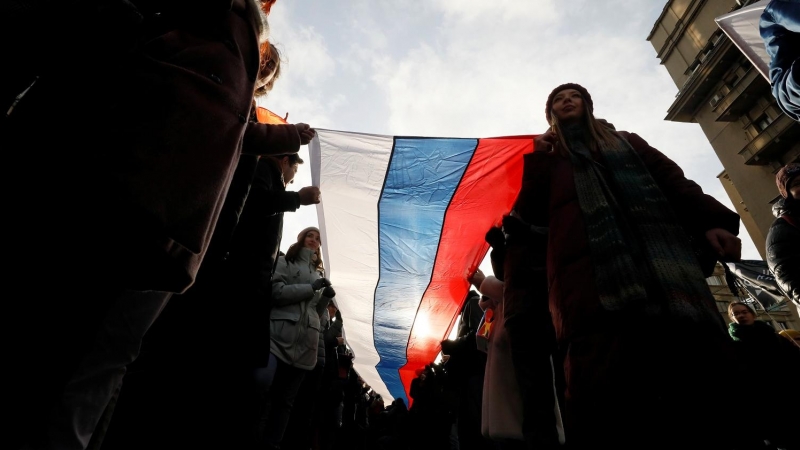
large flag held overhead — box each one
[309,130,534,404]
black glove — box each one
[312,277,332,290]
[502,215,548,250]
[485,226,505,250]
[323,286,336,298]
[501,215,530,241]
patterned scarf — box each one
[563,124,722,326]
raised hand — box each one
[533,129,559,154]
[295,123,316,145]
[298,186,321,205]
[705,228,742,261]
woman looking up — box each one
[257,227,335,450]
[504,83,743,449]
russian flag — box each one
[309,130,533,404]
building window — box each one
[700,47,713,62]
[755,114,774,132]
[710,88,728,108]
[728,63,749,87]
[741,59,752,71]
[686,61,700,77]
[711,92,724,104]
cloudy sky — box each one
[262,0,761,274]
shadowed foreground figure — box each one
[504,83,743,449]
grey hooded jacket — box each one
[270,248,333,370]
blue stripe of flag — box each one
[374,137,478,401]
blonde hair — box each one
[549,100,620,156]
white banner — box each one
[715,0,771,81]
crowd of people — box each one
[3,1,799,450]
[433,83,799,450]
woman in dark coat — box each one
[504,83,743,449]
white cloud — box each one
[431,0,560,24]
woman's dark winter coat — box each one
[507,129,741,448]
[766,198,799,305]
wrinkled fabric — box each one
[761,0,800,121]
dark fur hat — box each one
[545,83,593,123]
[776,162,800,199]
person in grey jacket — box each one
[258,226,335,450]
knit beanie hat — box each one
[776,163,800,199]
[545,83,594,123]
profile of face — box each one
[789,176,800,200]
[730,304,755,326]
[551,88,585,125]
[257,59,277,88]
[280,157,299,186]
[256,47,279,91]
[303,230,321,251]
[327,302,337,318]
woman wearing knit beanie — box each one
[766,162,799,306]
[256,226,336,449]
[503,83,743,449]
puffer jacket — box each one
[766,197,799,305]
[760,0,800,121]
[271,248,333,370]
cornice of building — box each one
[656,0,706,63]
[646,0,674,41]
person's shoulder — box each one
[768,214,794,234]
[616,129,640,141]
[617,130,652,150]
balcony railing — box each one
[712,67,770,122]
[665,37,740,122]
[738,114,800,165]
